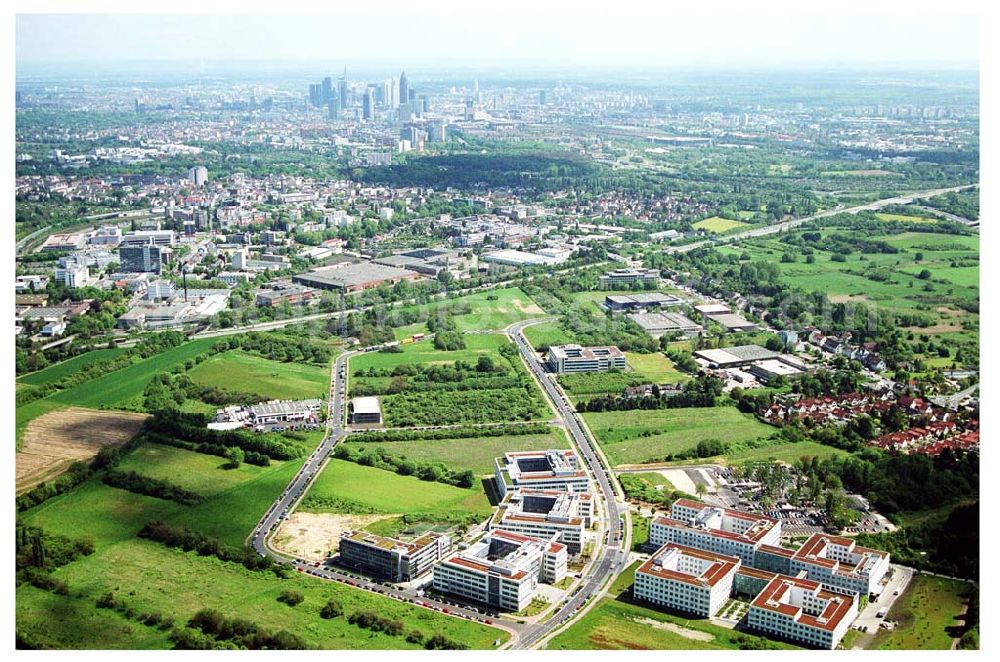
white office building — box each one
[545,344,627,374]
[747,575,857,649]
[494,450,591,497]
[634,543,741,617]
[790,533,891,597]
[432,530,567,612]
[489,488,594,554]
[649,498,782,566]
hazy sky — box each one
[16,13,979,69]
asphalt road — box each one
[507,319,630,649]
[666,184,976,254]
[246,345,524,645]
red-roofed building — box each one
[635,544,741,617]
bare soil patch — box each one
[829,294,871,304]
[633,617,716,642]
[270,512,397,562]
[511,297,545,315]
[16,407,150,493]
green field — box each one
[693,217,750,234]
[874,212,937,224]
[17,432,506,649]
[17,347,129,386]
[341,429,569,475]
[390,287,545,335]
[16,338,220,444]
[869,575,972,650]
[583,407,774,466]
[301,459,491,519]
[624,352,690,384]
[546,595,800,650]
[187,350,329,401]
[523,321,575,349]
[350,334,506,373]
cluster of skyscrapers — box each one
[308,68,428,122]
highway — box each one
[667,184,976,254]
[506,319,630,649]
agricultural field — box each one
[341,428,569,475]
[874,212,936,224]
[300,459,491,521]
[583,406,774,466]
[693,216,750,234]
[349,334,549,427]
[16,407,149,494]
[16,347,128,386]
[186,350,329,401]
[16,338,219,444]
[868,575,972,650]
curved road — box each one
[507,319,630,649]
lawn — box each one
[693,217,750,234]
[350,334,506,373]
[186,350,329,401]
[17,347,129,386]
[546,595,800,650]
[23,539,505,649]
[388,287,546,334]
[301,459,491,519]
[523,321,575,349]
[869,574,972,650]
[341,429,569,475]
[583,407,775,466]
[624,352,691,384]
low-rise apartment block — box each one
[432,530,567,612]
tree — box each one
[320,599,343,619]
[225,447,244,469]
[277,590,304,606]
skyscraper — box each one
[322,76,333,104]
[363,88,375,120]
[328,98,339,120]
[399,71,409,109]
[338,75,348,110]
[308,83,323,108]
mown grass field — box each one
[624,352,690,384]
[17,431,507,649]
[523,321,575,349]
[186,350,329,401]
[341,429,569,475]
[583,407,774,466]
[350,334,505,373]
[17,347,128,386]
[389,287,545,335]
[693,216,750,234]
[869,575,972,650]
[301,459,491,519]
[874,212,937,224]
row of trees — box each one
[332,444,477,489]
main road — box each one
[506,319,630,649]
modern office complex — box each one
[789,533,891,597]
[432,530,567,612]
[338,530,451,582]
[119,244,165,274]
[649,499,782,566]
[489,488,594,553]
[494,449,590,497]
[747,574,857,649]
[634,544,742,617]
[545,344,627,373]
[598,267,660,289]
